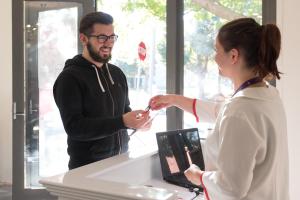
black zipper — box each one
[99,67,122,155]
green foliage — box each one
[219,0,262,23]
[115,60,138,76]
[157,39,166,63]
[122,0,262,74]
[122,0,166,21]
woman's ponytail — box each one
[258,24,282,79]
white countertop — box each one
[40,149,203,200]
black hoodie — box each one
[53,55,131,169]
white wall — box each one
[277,0,300,199]
[0,0,12,184]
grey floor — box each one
[0,186,11,200]
[0,186,58,200]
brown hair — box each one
[79,12,113,36]
[218,18,282,79]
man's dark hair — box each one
[79,12,113,36]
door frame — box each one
[12,0,94,199]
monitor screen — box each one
[156,128,205,178]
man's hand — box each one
[122,110,150,129]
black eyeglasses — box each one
[88,34,118,43]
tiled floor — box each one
[0,185,11,200]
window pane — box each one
[183,0,262,136]
[97,0,167,151]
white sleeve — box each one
[200,115,263,200]
[193,98,224,123]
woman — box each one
[149,18,289,200]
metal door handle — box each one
[29,99,38,114]
[13,102,25,119]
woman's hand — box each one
[184,164,203,186]
[149,95,173,110]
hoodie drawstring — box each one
[93,63,115,93]
[93,65,105,93]
[106,63,115,85]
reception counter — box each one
[40,149,204,200]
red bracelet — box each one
[200,172,210,200]
[193,99,199,122]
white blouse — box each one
[193,85,289,200]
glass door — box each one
[12,0,94,199]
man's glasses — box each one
[88,34,118,43]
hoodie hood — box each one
[64,54,93,70]
[63,55,114,92]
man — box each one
[53,12,150,169]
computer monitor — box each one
[156,128,205,189]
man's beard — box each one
[87,42,112,63]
